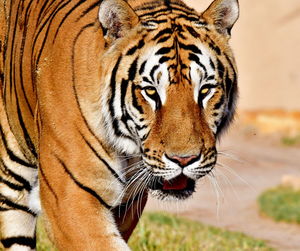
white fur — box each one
[191,44,217,106]
[28,183,41,214]
[219,0,239,29]
[139,46,169,106]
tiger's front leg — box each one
[39,143,131,251]
[114,191,148,241]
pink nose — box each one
[166,154,199,167]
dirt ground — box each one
[146,123,300,251]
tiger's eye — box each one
[145,88,157,96]
[201,88,209,95]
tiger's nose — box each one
[166,154,200,167]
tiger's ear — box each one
[202,0,239,36]
[98,0,139,41]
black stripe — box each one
[54,0,86,41]
[35,0,72,66]
[18,0,34,117]
[138,4,197,19]
[199,162,215,171]
[70,22,114,156]
[152,28,173,41]
[0,198,36,216]
[155,46,172,55]
[1,160,31,191]
[1,236,36,249]
[70,22,132,152]
[139,60,146,75]
[164,0,171,9]
[202,149,215,162]
[171,3,197,13]
[143,160,164,170]
[185,25,200,38]
[150,65,159,82]
[209,58,216,70]
[79,132,125,185]
[109,56,122,120]
[208,40,221,56]
[159,56,173,64]
[224,53,237,96]
[136,124,148,131]
[131,84,144,114]
[36,1,52,24]
[0,177,24,191]
[76,0,101,22]
[141,19,168,26]
[55,155,111,209]
[143,154,164,165]
[7,0,22,98]
[0,125,35,168]
[0,207,11,212]
[120,78,137,136]
[225,71,233,96]
[34,0,65,50]
[178,42,202,54]
[39,165,59,202]
[142,76,152,84]
[0,72,4,84]
[176,14,199,22]
[15,87,37,158]
[157,36,170,43]
[216,55,238,135]
[214,95,225,110]
[188,53,208,78]
[217,58,225,79]
[120,78,129,114]
[141,130,151,142]
[107,56,134,140]
[128,57,138,81]
[138,9,170,19]
[206,75,215,81]
[178,32,187,40]
[126,39,145,56]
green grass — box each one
[36,219,57,251]
[35,212,272,251]
[281,135,300,146]
[258,186,300,224]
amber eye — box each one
[200,88,210,95]
[198,85,214,106]
[199,86,212,98]
[143,86,161,109]
[145,87,157,96]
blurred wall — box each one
[186,0,300,110]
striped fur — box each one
[0,0,239,250]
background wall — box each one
[187,0,300,110]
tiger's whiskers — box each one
[216,162,256,192]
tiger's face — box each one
[99,0,239,200]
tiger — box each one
[0,0,239,250]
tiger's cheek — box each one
[134,88,154,117]
[204,89,225,132]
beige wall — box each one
[186,0,300,110]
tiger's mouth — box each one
[148,174,196,200]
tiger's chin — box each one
[148,174,196,200]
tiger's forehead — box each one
[134,0,200,22]
[138,24,218,84]
[136,30,218,106]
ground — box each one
[146,121,300,251]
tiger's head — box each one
[99,0,239,200]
